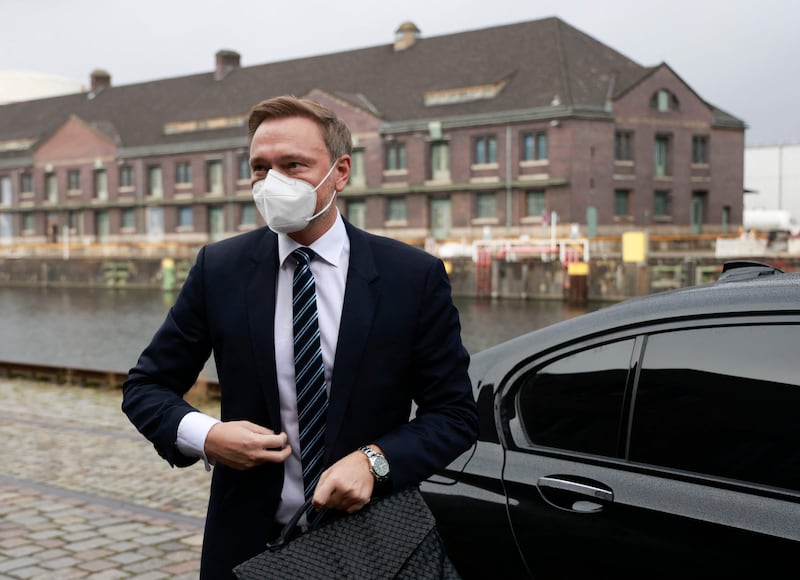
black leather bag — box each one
[233,486,460,579]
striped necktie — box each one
[291,247,327,526]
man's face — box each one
[249,115,351,241]
[250,116,339,207]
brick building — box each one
[0,17,745,249]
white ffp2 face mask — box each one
[252,163,337,234]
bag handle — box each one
[267,499,313,549]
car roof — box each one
[471,268,800,379]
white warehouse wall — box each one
[744,143,800,223]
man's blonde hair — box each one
[247,96,353,161]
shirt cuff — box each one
[176,411,220,472]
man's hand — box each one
[311,447,379,513]
[204,420,291,470]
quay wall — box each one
[2,253,798,301]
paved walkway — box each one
[0,379,219,579]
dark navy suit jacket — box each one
[122,220,479,579]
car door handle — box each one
[537,475,613,513]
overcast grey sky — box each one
[2,0,796,145]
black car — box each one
[422,261,800,579]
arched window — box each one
[650,89,679,112]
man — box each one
[122,96,478,578]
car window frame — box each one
[497,312,800,501]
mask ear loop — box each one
[306,160,340,223]
[306,188,337,223]
[312,161,339,193]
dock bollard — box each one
[566,261,589,305]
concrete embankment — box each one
[2,252,799,301]
[0,360,219,399]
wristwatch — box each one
[359,446,390,481]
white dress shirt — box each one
[176,211,349,525]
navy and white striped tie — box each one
[291,247,327,527]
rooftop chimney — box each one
[215,50,241,80]
[90,69,111,93]
[394,21,420,51]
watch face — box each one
[373,456,390,478]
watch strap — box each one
[359,445,390,481]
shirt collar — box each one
[278,210,347,268]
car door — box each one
[421,381,531,579]
[499,319,800,579]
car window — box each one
[516,339,634,456]
[631,324,800,492]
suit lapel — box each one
[245,228,283,431]
[326,222,379,451]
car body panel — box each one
[421,441,530,579]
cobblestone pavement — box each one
[0,379,220,579]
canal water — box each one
[0,287,601,381]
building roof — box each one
[0,17,744,162]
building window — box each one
[654,190,670,217]
[347,200,366,229]
[206,160,223,194]
[691,191,707,233]
[526,190,546,218]
[68,210,82,234]
[722,205,731,234]
[238,155,250,181]
[692,136,709,164]
[650,89,679,112]
[0,176,11,205]
[0,210,8,240]
[385,142,406,171]
[240,204,256,227]
[0,212,7,241]
[614,189,630,217]
[476,192,497,219]
[121,207,135,230]
[68,169,81,191]
[387,197,406,222]
[178,206,193,228]
[176,162,192,185]
[615,131,633,161]
[20,173,33,193]
[95,210,109,242]
[522,131,548,161]
[119,165,134,188]
[23,212,35,233]
[654,135,671,177]
[148,165,163,197]
[46,172,58,202]
[430,142,450,181]
[349,149,366,188]
[94,169,108,200]
[474,135,497,165]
